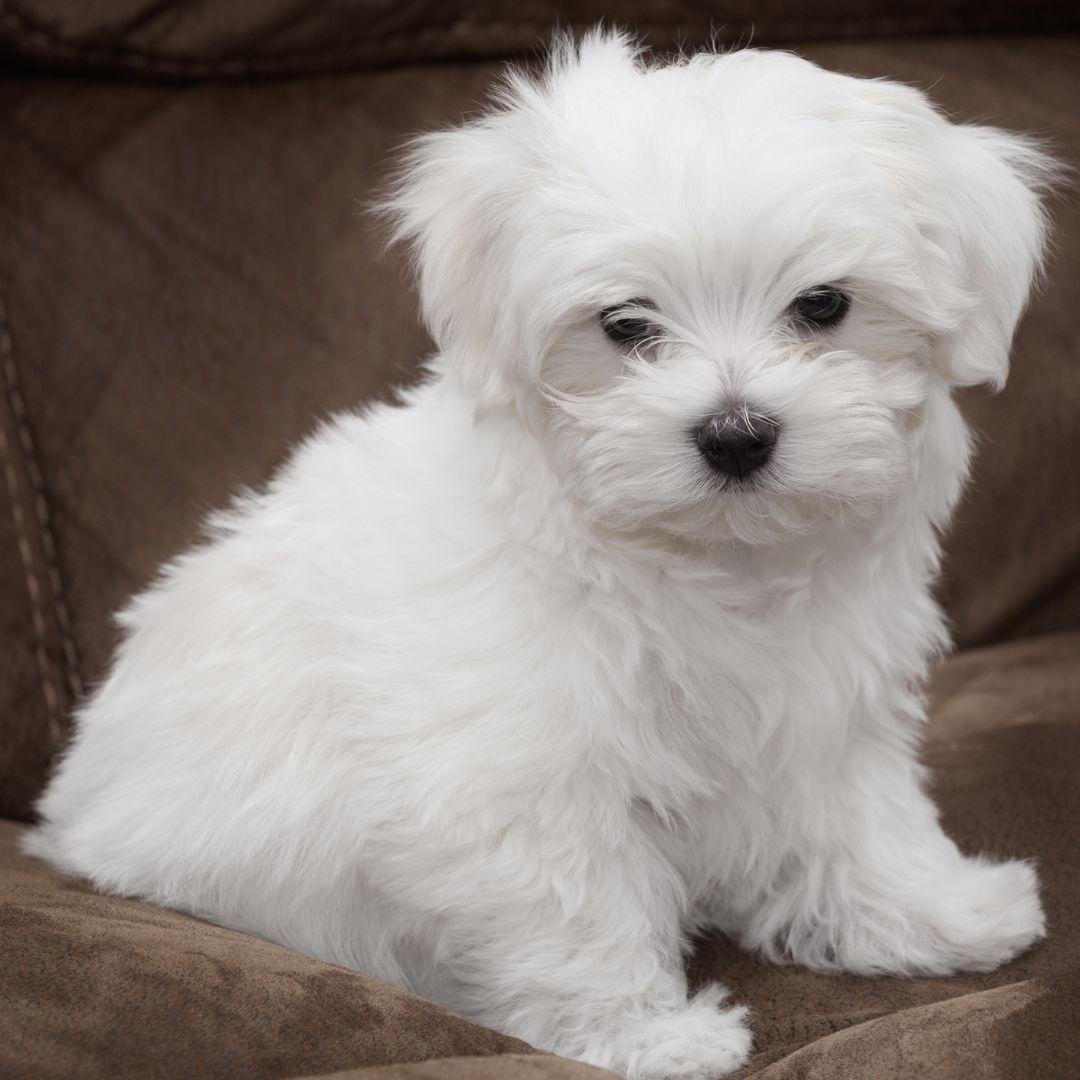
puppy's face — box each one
[388,36,1052,545]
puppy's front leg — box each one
[737,728,1044,976]
[414,816,751,1079]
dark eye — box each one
[791,286,850,328]
[599,300,658,348]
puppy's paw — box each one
[914,856,1046,974]
[611,984,751,1080]
[813,856,1045,977]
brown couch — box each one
[2,3,1078,1078]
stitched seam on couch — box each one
[1,1,1078,80]
[0,293,83,742]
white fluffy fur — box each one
[28,35,1055,1079]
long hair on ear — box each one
[374,29,644,413]
[933,126,1061,390]
[832,73,1061,391]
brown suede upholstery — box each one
[1,3,1078,1077]
[3,1,1077,78]
[0,820,546,1079]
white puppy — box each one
[29,33,1054,1079]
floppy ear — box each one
[379,30,642,412]
[379,118,530,411]
[933,125,1056,390]
[833,73,1057,391]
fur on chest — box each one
[557,530,942,802]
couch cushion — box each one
[0,818,569,1079]
[3,35,1079,820]
[3,1,1078,79]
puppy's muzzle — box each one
[696,410,779,480]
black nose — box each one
[696,410,779,479]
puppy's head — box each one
[384,33,1056,545]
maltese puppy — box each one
[29,32,1054,1079]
